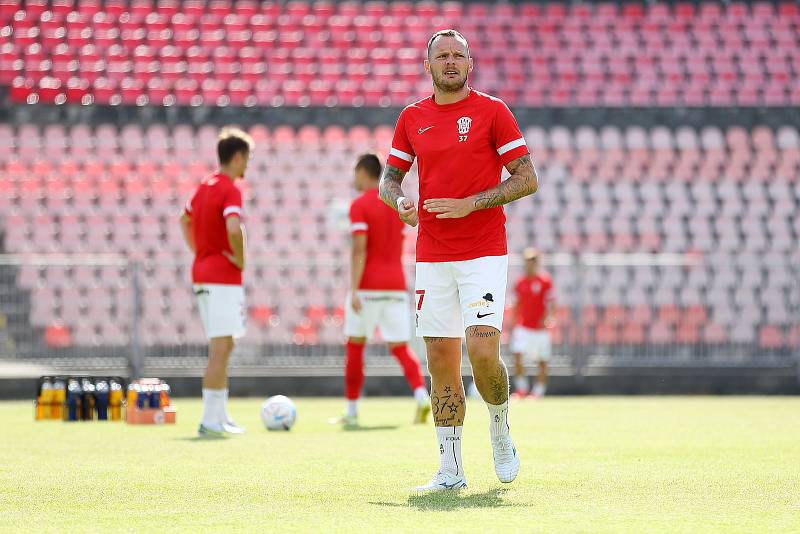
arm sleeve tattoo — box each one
[379,164,407,211]
[473,154,538,210]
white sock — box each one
[514,375,529,394]
[486,400,510,440]
[533,382,547,397]
[223,388,231,423]
[436,426,463,477]
[413,386,429,405]
[346,400,358,418]
[201,388,225,428]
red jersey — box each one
[349,187,406,290]
[386,89,530,262]
[184,172,243,285]
[515,272,554,329]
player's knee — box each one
[426,354,454,379]
[348,337,367,345]
[468,350,498,373]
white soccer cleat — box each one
[197,423,226,439]
[223,420,246,434]
[414,471,468,492]
[328,414,358,427]
[413,402,431,424]
[492,434,520,483]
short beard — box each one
[431,72,468,93]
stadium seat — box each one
[0,1,798,107]
[1,123,797,353]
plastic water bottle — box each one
[52,378,66,420]
[109,379,123,421]
[159,382,171,407]
[127,382,137,407]
[95,380,109,420]
[136,383,147,409]
[38,378,53,420]
[149,383,161,409]
[66,379,82,421]
[81,379,96,420]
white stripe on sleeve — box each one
[350,222,368,232]
[184,200,192,213]
[496,137,527,156]
[389,147,414,162]
[223,206,242,217]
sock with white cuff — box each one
[436,426,463,477]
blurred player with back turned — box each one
[335,153,431,427]
[380,30,539,490]
[511,248,555,399]
[180,127,253,438]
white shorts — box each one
[193,283,246,339]
[344,290,411,343]
[511,326,552,363]
[415,255,508,338]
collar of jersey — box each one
[428,88,476,109]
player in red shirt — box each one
[179,127,253,438]
[380,30,539,491]
[334,154,431,427]
[511,248,556,399]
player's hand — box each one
[223,251,244,271]
[423,197,475,219]
[351,293,362,313]
[397,197,418,227]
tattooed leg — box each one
[424,336,466,426]
[465,325,509,405]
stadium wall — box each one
[2,368,799,400]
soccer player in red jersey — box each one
[511,248,556,399]
[380,30,539,490]
[335,154,431,427]
[180,127,253,438]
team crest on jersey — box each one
[531,281,541,293]
[457,116,472,135]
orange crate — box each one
[126,405,177,425]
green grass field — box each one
[1,396,799,533]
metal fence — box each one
[0,252,798,380]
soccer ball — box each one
[260,395,297,431]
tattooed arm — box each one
[473,154,538,209]
[379,164,418,226]
[422,155,539,219]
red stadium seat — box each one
[595,323,619,345]
[649,322,673,344]
[758,325,785,349]
[292,320,319,345]
[9,76,35,103]
[45,322,72,347]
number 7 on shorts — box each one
[415,289,425,310]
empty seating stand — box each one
[1,122,798,350]
[1,1,799,107]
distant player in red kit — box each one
[334,154,431,427]
[511,248,556,399]
[380,30,539,491]
[180,127,253,438]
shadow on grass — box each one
[343,425,400,432]
[173,436,228,442]
[370,487,522,511]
